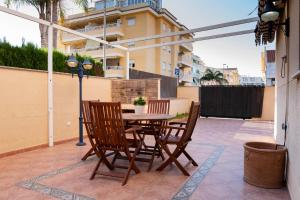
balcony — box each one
[178,55,193,68]
[94,0,161,12]
[70,46,125,59]
[179,42,193,52]
[62,23,124,43]
[105,66,125,78]
[179,71,193,83]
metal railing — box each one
[74,22,121,33]
[107,66,123,70]
[70,45,115,54]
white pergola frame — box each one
[0,4,258,147]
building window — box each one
[129,60,135,68]
[127,18,136,26]
[128,42,135,47]
[162,23,166,32]
[167,64,172,76]
[161,62,166,75]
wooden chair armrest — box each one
[158,126,186,143]
[169,122,187,126]
[125,126,142,133]
[168,122,187,136]
[125,126,143,142]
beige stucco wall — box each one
[275,0,300,199]
[0,66,111,155]
[169,99,191,115]
[177,86,200,103]
[260,87,275,121]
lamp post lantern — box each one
[66,54,93,146]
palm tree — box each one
[200,69,228,85]
[5,0,89,48]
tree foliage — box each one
[4,0,90,48]
[200,69,228,85]
[0,39,103,76]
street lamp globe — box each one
[82,59,93,70]
[261,0,280,23]
[66,54,78,68]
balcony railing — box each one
[179,72,193,83]
[178,55,193,68]
[95,0,160,11]
[179,42,193,52]
[105,66,125,78]
[62,23,123,42]
[69,46,125,58]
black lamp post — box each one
[66,54,93,146]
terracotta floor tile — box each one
[0,118,290,200]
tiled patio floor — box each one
[0,118,290,200]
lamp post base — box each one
[76,141,86,146]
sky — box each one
[0,0,275,76]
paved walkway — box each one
[0,118,290,200]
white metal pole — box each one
[111,17,259,45]
[129,29,254,52]
[103,0,107,75]
[48,1,54,147]
[126,51,130,80]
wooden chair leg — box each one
[122,147,141,185]
[90,156,103,180]
[112,151,120,166]
[81,148,94,161]
[99,150,114,170]
[156,144,190,176]
[183,150,198,166]
[147,141,160,171]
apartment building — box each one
[222,68,240,85]
[261,49,276,86]
[239,75,264,86]
[190,54,207,86]
[58,0,193,79]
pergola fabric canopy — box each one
[255,0,279,45]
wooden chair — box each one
[148,99,170,114]
[156,101,200,176]
[81,100,98,161]
[141,99,170,170]
[89,102,142,185]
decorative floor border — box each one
[172,144,225,200]
[16,143,225,200]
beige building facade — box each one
[58,0,193,79]
[222,68,240,85]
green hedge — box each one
[0,39,104,76]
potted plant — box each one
[133,97,146,114]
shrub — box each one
[0,39,103,77]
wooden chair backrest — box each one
[82,101,94,137]
[148,99,170,114]
[180,102,200,146]
[89,102,127,151]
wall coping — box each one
[0,65,109,80]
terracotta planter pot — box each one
[244,142,287,189]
